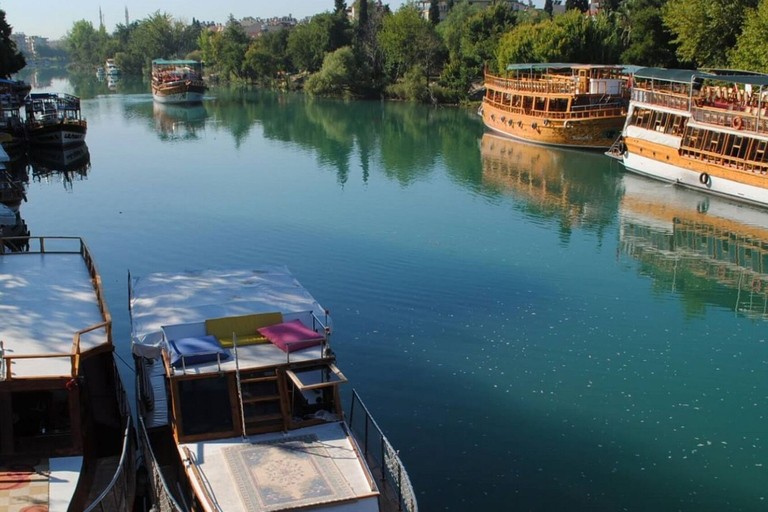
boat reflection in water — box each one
[29,142,91,189]
[480,132,622,242]
[152,102,208,141]
[619,172,768,319]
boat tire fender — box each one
[733,116,743,130]
[564,121,572,129]
[699,172,711,186]
[532,122,538,130]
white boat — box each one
[96,66,105,79]
[130,267,417,512]
[0,236,136,510]
[609,67,768,207]
[105,59,120,76]
[24,93,87,146]
[151,59,206,104]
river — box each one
[9,70,768,511]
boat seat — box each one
[205,312,284,348]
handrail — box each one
[182,445,223,512]
[137,416,185,512]
[82,415,134,512]
[71,321,111,376]
[348,390,418,512]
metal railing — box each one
[631,88,691,111]
[83,416,136,512]
[348,390,418,512]
[0,236,112,380]
[138,416,186,512]
[485,73,576,95]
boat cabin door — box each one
[578,69,588,94]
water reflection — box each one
[28,142,91,190]
[619,173,768,320]
[0,157,29,251]
[479,133,622,244]
[152,103,208,141]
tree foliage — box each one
[378,5,445,80]
[730,0,768,73]
[662,0,758,67]
[0,10,24,78]
[619,0,677,67]
[305,46,359,96]
[288,13,351,72]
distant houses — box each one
[415,0,534,22]
[207,15,299,38]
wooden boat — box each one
[0,236,136,510]
[0,78,31,103]
[608,67,768,207]
[24,93,87,146]
[0,93,25,155]
[482,63,630,149]
[151,59,206,104]
[130,267,417,512]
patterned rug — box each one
[223,434,355,511]
[0,458,50,512]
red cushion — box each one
[257,319,324,353]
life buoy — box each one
[564,121,572,129]
[699,172,711,186]
[732,116,743,130]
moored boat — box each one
[482,63,630,149]
[25,93,87,146]
[0,93,24,155]
[0,236,136,511]
[105,58,120,77]
[151,59,206,104]
[130,267,417,512]
[0,78,31,103]
[609,67,768,207]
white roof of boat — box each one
[0,252,108,378]
[130,267,330,356]
[180,422,378,512]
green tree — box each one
[0,10,24,77]
[619,0,677,67]
[730,0,768,73]
[544,0,554,17]
[288,13,352,72]
[662,0,758,67]
[378,5,445,81]
[335,0,347,14]
[65,20,101,69]
[218,18,249,79]
[242,29,291,82]
[305,46,359,96]
[429,0,441,25]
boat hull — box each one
[481,101,624,149]
[152,82,206,104]
[27,122,87,146]
[620,137,768,207]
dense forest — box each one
[58,0,768,102]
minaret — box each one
[99,6,104,29]
[125,6,129,25]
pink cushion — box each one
[257,319,324,353]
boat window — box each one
[9,390,72,454]
[286,364,346,422]
[177,376,234,437]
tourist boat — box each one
[0,78,31,103]
[151,59,206,104]
[608,67,768,207]
[481,63,630,149]
[105,58,120,77]
[0,93,25,155]
[0,236,136,510]
[24,93,87,146]
[130,267,417,512]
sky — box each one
[2,0,414,40]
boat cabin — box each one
[25,93,84,125]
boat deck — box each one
[180,422,379,512]
[0,252,107,378]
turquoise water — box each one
[11,75,768,511]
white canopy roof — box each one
[130,267,330,357]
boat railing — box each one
[348,390,418,512]
[631,88,691,111]
[0,236,113,380]
[485,73,576,95]
[83,413,136,511]
[138,416,186,512]
[484,97,625,120]
[690,104,768,134]
[182,445,223,512]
